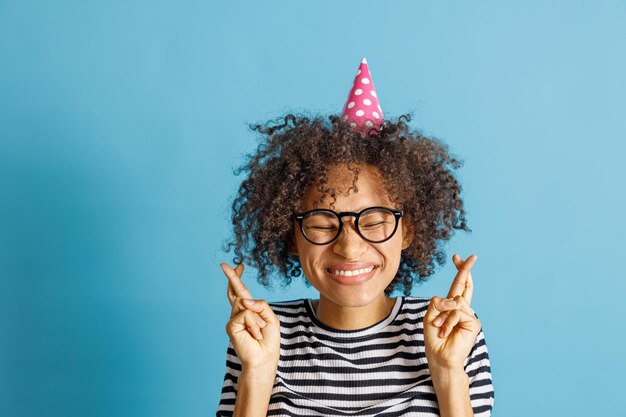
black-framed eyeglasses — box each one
[293,206,404,245]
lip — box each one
[325,264,378,285]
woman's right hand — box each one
[222,263,281,374]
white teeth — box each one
[330,266,375,276]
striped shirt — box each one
[217,296,494,416]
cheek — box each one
[294,234,323,265]
[380,238,405,265]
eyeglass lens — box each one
[301,208,397,244]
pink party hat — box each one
[342,58,384,135]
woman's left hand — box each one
[423,254,482,371]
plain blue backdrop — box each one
[1,1,625,416]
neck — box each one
[312,295,396,330]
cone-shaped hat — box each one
[342,58,384,135]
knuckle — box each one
[243,309,260,323]
[235,296,251,309]
[231,310,245,323]
[427,297,441,314]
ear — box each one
[401,217,415,250]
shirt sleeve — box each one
[216,341,241,417]
[464,312,495,417]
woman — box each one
[217,59,494,417]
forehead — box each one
[301,163,394,210]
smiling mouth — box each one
[327,265,377,276]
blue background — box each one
[1,1,625,416]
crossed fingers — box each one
[432,294,474,319]
[446,254,476,305]
[222,263,255,318]
[224,263,250,301]
[427,254,478,338]
[431,295,477,338]
[221,262,279,342]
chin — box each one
[325,286,387,307]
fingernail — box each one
[443,299,456,307]
[243,299,255,305]
[257,317,267,327]
[433,317,443,326]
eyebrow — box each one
[308,205,390,213]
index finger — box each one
[221,263,254,303]
[446,254,477,304]
[452,254,475,305]
[225,263,245,304]
[222,264,243,305]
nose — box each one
[332,220,368,260]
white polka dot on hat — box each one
[341,58,384,136]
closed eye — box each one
[361,222,386,229]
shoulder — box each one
[402,295,432,304]
[268,298,306,308]
[268,298,309,319]
[401,296,431,312]
[401,296,480,317]
[389,296,431,325]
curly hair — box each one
[225,113,469,296]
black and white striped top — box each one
[217,296,494,416]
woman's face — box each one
[293,163,413,308]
